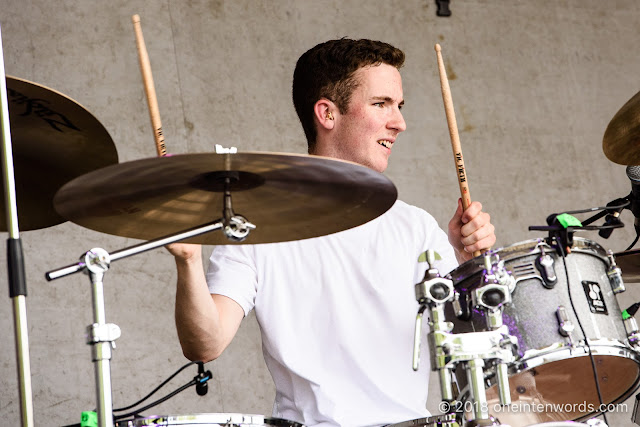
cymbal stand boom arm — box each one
[46,220,225,281]
[45,193,256,427]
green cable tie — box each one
[622,310,631,321]
[556,213,582,228]
[81,411,98,427]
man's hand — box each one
[447,198,496,264]
[166,242,202,263]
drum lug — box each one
[535,247,558,289]
[607,250,626,294]
[624,315,640,348]
[556,305,575,346]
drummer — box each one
[168,38,495,426]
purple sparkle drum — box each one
[114,413,305,426]
[444,238,640,426]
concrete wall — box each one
[1,1,640,426]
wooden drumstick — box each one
[435,43,481,257]
[132,14,167,157]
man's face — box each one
[329,63,406,173]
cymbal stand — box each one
[413,251,517,423]
[45,191,255,427]
[0,23,34,427]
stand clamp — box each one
[413,250,518,422]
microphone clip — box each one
[599,197,629,239]
[194,362,212,396]
[544,213,582,256]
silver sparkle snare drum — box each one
[445,238,640,425]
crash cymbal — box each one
[615,249,640,283]
[603,90,640,165]
[53,152,398,244]
[1,76,118,231]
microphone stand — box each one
[0,23,34,427]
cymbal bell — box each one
[603,90,640,165]
[1,76,118,231]
[53,152,398,245]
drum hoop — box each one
[448,237,609,283]
[114,413,305,426]
[462,344,640,422]
[516,340,640,370]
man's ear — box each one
[314,98,336,130]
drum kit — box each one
[4,42,640,427]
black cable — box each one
[558,245,609,425]
[113,361,198,412]
[113,379,198,421]
[626,233,640,251]
[561,200,630,216]
[60,362,208,427]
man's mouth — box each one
[377,140,392,148]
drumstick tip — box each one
[132,14,140,23]
[435,43,442,52]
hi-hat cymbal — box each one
[1,76,118,231]
[53,152,398,245]
[615,249,640,283]
[603,90,640,165]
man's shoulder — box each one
[389,199,435,220]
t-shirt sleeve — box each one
[205,245,258,316]
[417,206,459,276]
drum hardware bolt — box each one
[607,250,626,294]
[623,303,640,348]
[556,306,576,348]
[222,179,256,242]
[516,385,526,394]
[535,247,558,289]
[625,318,640,347]
[83,248,111,275]
[452,292,464,318]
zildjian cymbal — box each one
[53,152,398,244]
[603,90,640,165]
[1,76,118,231]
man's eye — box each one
[373,102,384,107]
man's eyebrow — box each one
[372,96,404,106]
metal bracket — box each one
[86,323,121,346]
[436,0,452,17]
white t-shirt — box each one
[206,200,457,427]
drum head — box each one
[485,355,639,425]
[114,413,304,426]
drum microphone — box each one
[195,362,212,396]
[626,165,640,233]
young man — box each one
[169,39,495,426]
